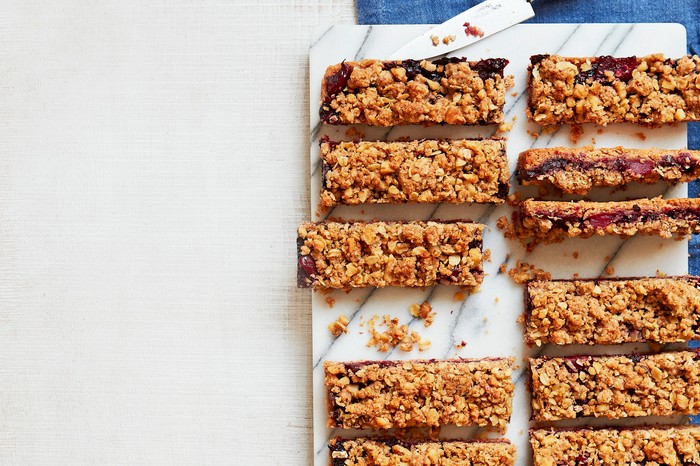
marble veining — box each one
[309,24,692,466]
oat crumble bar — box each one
[329,437,516,466]
[319,138,509,210]
[320,58,513,126]
[526,276,700,346]
[517,146,700,194]
[531,426,700,466]
[527,54,700,126]
[530,349,700,422]
[298,221,484,290]
[515,197,700,243]
[324,358,514,431]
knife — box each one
[388,0,535,60]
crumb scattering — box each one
[527,129,539,139]
[409,301,436,327]
[657,269,668,277]
[636,132,647,141]
[569,124,584,144]
[454,291,466,301]
[430,35,439,46]
[328,314,349,336]
[573,251,579,259]
[325,296,335,308]
[344,127,365,140]
[605,264,615,275]
[455,340,467,349]
[507,260,552,284]
[366,314,431,352]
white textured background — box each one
[0,1,355,464]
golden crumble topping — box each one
[319,138,508,210]
[518,146,700,194]
[506,260,552,284]
[530,350,700,422]
[513,197,700,244]
[320,58,514,126]
[526,276,700,345]
[329,437,516,466]
[298,221,484,290]
[324,358,514,431]
[531,426,700,466]
[527,54,700,126]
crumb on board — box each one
[527,129,539,138]
[496,215,516,239]
[463,22,484,37]
[484,249,491,262]
[325,296,335,308]
[636,132,647,141]
[430,35,439,46]
[573,273,580,278]
[541,125,558,135]
[511,91,518,97]
[605,264,615,275]
[506,192,521,207]
[496,121,513,134]
[455,340,467,350]
[409,301,436,328]
[516,314,524,324]
[453,291,466,301]
[507,260,552,284]
[499,262,507,274]
[656,269,668,277]
[442,34,456,45]
[573,251,579,259]
[344,127,365,140]
[591,137,596,144]
[328,314,349,337]
[569,124,584,144]
[604,255,610,262]
[495,297,499,303]
[366,314,431,352]
[597,128,604,134]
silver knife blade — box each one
[388,0,535,60]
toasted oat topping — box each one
[526,276,700,345]
[329,437,516,466]
[297,221,484,290]
[518,146,700,194]
[514,197,700,244]
[531,426,700,466]
[320,58,514,126]
[319,139,508,210]
[527,54,700,126]
[325,358,514,431]
[530,350,700,422]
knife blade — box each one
[388,0,535,60]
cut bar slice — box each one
[525,276,700,346]
[527,54,700,126]
[320,58,513,126]
[529,349,700,422]
[325,358,514,431]
[517,146,700,194]
[297,221,484,290]
[516,197,700,243]
[330,437,516,466]
[320,138,508,210]
[531,426,700,466]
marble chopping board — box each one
[308,24,694,466]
